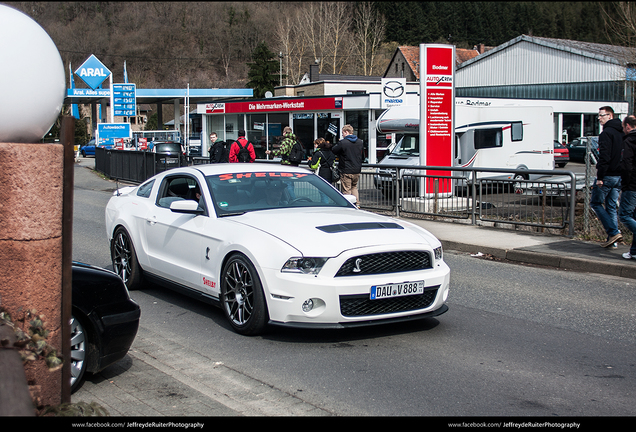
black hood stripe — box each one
[317,222,404,233]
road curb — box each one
[442,240,636,279]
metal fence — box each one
[97,150,615,239]
[356,164,578,237]
[95,147,186,183]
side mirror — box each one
[170,200,204,215]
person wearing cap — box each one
[256,180,289,206]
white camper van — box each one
[373,104,554,195]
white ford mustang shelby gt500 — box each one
[105,163,450,335]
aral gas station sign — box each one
[420,44,455,197]
[75,54,111,90]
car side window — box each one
[156,176,204,210]
[136,180,155,198]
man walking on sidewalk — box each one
[592,106,624,247]
[619,115,636,259]
[332,124,363,207]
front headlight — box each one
[433,246,443,261]
[282,257,328,275]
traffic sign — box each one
[75,54,111,90]
[112,83,136,117]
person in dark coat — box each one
[592,106,624,247]
[332,124,363,206]
[308,138,336,184]
[208,132,227,163]
[618,115,636,259]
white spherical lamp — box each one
[0,4,66,143]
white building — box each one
[196,35,632,162]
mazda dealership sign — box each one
[381,78,406,108]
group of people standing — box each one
[590,106,636,259]
[208,130,256,164]
[306,124,364,206]
[208,124,364,206]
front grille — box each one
[340,286,439,317]
[335,251,432,277]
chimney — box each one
[310,64,319,82]
[477,43,485,54]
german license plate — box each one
[370,281,424,300]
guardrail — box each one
[360,164,578,236]
[95,150,580,236]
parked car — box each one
[553,140,569,168]
[567,136,599,163]
[71,262,141,393]
[79,139,96,157]
[79,139,114,157]
[105,164,450,335]
[152,141,186,171]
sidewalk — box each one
[406,218,636,280]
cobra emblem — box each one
[353,258,363,273]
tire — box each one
[70,314,88,393]
[220,253,268,335]
[111,226,143,290]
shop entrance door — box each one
[317,113,340,146]
[292,113,314,159]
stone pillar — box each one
[0,142,64,409]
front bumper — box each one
[261,257,450,327]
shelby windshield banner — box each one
[420,44,455,196]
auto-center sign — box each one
[420,44,455,197]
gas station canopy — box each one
[65,87,253,105]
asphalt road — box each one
[72,159,635,417]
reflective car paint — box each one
[105,164,449,335]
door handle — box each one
[146,215,157,225]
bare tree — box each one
[601,2,636,51]
[321,2,353,74]
[353,2,387,76]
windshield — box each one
[155,142,182,154]
[390,134,419,156]
[205,171,353,216]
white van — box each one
[373,104,554,196]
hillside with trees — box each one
[5,2,626,90]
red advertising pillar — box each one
[419,44,455,197]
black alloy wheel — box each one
[221,253,268,335]
[111,227,143,290]
[70,315,88,393]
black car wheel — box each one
[221,253,268,335]
[111,227,143,290]
[70,315,88,393]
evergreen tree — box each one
[246,42,281,99]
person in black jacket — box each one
[308,138,336,184]
[619,115,636,259]
[592,106,624,248]
[332,124,363,207]
[208,132,227,163]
